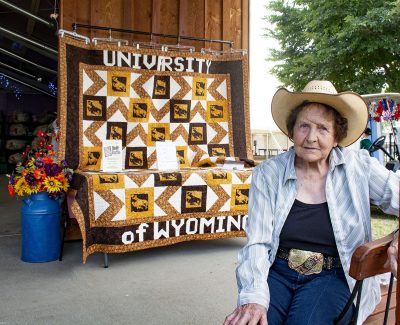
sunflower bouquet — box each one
[7,130,73,200]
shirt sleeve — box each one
[366,152,400,216]
[236,165,274,309]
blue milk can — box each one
[21,192,61,262]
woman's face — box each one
[292,103,338,164]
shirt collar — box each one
[329,146,346,170]
[283,148,297,183]
[283,146,345,184]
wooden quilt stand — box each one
[58,36,253,264]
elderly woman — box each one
[224,80,399,325]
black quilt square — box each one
[188,123,207,145]
[170,100,191,122]
[153,76,170,99]
[83,95,106,121]
[181,185,207,213]
[125,147,148,169]
[154,172,182,187]
[106,122,127,147]
[208,144,230,158]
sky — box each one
[249,0,280,131]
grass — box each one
[371,206,398,240]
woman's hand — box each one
[384,231,398,277]
[223,303,267,325]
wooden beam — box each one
[131,0,153,43]
[152,0,179,45]
[223,0,242,50]
[241,0,249,50]
[204,0,223,51]
[179,0,205,49]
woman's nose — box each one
[306,128,317,142]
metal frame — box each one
[58,29,90,44]
[0,25,58,59]
[0,61,37,79]
[335,274,394,325]
[0,0,56,29]
[0,47,57,75]
[73,23,234,48]
[384,274,395,325]
[0,72,55,97]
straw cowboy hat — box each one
[271,80,368,147]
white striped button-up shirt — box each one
[236,147,399,324]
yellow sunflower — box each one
[25,183,42,195]
[61,179,69,192]
[14,177,28,196]
[43,177,62,193]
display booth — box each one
[354,93,400,324]
[362,93,400,167]
[58,34,253,263]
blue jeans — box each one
[267,257,353,325]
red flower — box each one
[34,168,46,180]
[7,184,15,197]
[42,157,54,164]
[55,174,65,181]
[38,139,46,148]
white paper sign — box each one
[102,140,123,172]
[222,160,245,171]
[156,141,179,170]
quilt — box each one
[58,36,252,262]
[71,168,251,262]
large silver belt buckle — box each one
[288,249,324,275]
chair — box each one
[335,231,398,324]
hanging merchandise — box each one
[368,98,400,122]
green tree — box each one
[266,0,400,93]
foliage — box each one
[265,0,400,93]
[7,131,73,200]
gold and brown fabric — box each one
[58,37,251,169]
[58,37,252,262]
[70,168,251,262]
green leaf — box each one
[265,0,400,93]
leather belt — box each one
[277,247,341,271]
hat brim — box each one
[271,88,368,147]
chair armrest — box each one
[349,232,396,280]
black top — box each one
[279,199,339,257]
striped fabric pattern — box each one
[236,147,399,324]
